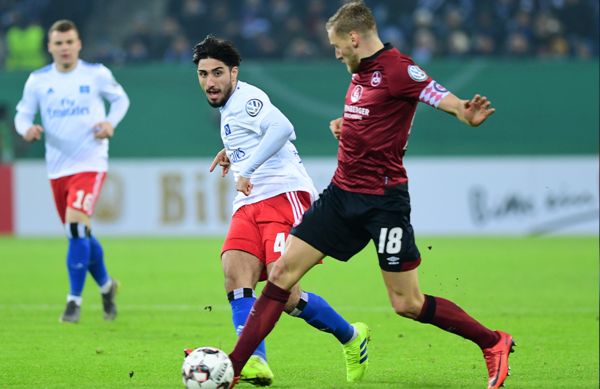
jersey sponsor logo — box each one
[246,99,263,117]
[80,85,90,93]
[46,99,90,119]
[371,71,382,87]
[408,65,428,82]
[344,105,370,116]
[350,85,363,103]
[227,147,247,163]
[224,124,231,136]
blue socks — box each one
[65,223,91,297]
[228,288,267,361]
[88,234,110,288]
[65,223,111,301]
[294,291,355,344]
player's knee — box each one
[267,260,287,284]
[391,296,423,319]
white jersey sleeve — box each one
[97,65,130,128]
[15,74,39,135]
[219,81,318,213]
[238,108,294,177]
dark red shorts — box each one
[222,191,311,281]
[50,172,106,224]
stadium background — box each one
[0,2,598,388]
[0,0,598,236]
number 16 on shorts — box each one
[378,227,403,254]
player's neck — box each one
[56,60,78,73]
[358,37,385,61]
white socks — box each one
[99,278,113,294]
[67,295,82,306]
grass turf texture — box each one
[0,237,597,389]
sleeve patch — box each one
[408,65,428,82]
[246,99,263,117]
[419,80,450,108]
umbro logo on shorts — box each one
[387,256,400,265]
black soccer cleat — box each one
[59,300,81,323]
[102,278,119,321]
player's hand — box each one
[209,148,231,177]
[23,125,44,142]
[330,117,343,140]
[236,176,253,196]
[462,94,495,127]
[93,121,114,139]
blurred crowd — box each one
[0,0,598,70]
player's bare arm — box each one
[209,148,231,177]
[93,121,114,139]
[438,93,495,127]
[23,125,44,142]
[330,117,343,140]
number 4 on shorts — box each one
[378,227,403,254]
[274,232,286,254]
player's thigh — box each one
[65,172,106,221]
[65,207,91,227]
[290,183,371,263]
[221,250,264,293]
[381,268,424,319]
[365,197,421,273]
[222,207,265,292]
[268,235,326,290]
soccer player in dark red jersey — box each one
[227,2,515,389]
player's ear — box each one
[231,66,238,81]
[349,31,359,48]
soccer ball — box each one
[182,347,234,389]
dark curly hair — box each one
[192,35,242,69]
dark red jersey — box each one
[332,43,449,195]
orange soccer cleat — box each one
[483,331,516,388]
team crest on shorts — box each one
[246,99,263,117]
[351,85,363,103]
[371,71,382,86]
[408,65,428,82]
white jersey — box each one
[15,60,129,179]
[219,81,318,213]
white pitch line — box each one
[0,304,597,314]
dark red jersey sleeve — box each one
[385,58,432,100]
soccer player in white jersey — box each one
[14,20,130,323]
[186,35,370,386]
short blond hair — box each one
[326,1,377,37]
[48,20,79,39]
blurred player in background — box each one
[15,20,130,323]
[227,2,515,389]
[190,35,370,386]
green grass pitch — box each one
[0,236,598,388]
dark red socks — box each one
[416,294,500,349]
[229,281,291,376]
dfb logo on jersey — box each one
[224,124,231,136]
[246,99,263,117]
[351,85,363,103]
[371,71,382,87]
[408,65,428,82]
